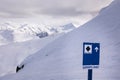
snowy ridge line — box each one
[0,22,75,45]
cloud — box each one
[0,0,113,18]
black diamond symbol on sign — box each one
[86,46,90,52]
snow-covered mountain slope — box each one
[0,22,75,45]
[0,30,14,45]
[1,0,120,80]
[0,33,63,77]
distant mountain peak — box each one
[0,22,76,45]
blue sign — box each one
[83,42,100,69]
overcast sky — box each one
[0,0,113,26]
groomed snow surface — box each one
[0,0,120,80]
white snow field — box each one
[0,23,75,76]
[0,0,120,80]
[0,33,63,76]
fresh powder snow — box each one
[0,0,120,80]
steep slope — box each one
[1,0,120,80]
[0,33,63,76]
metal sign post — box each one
[88,69,92,80]
[83,42,100,80]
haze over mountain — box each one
[0,0,113,28]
